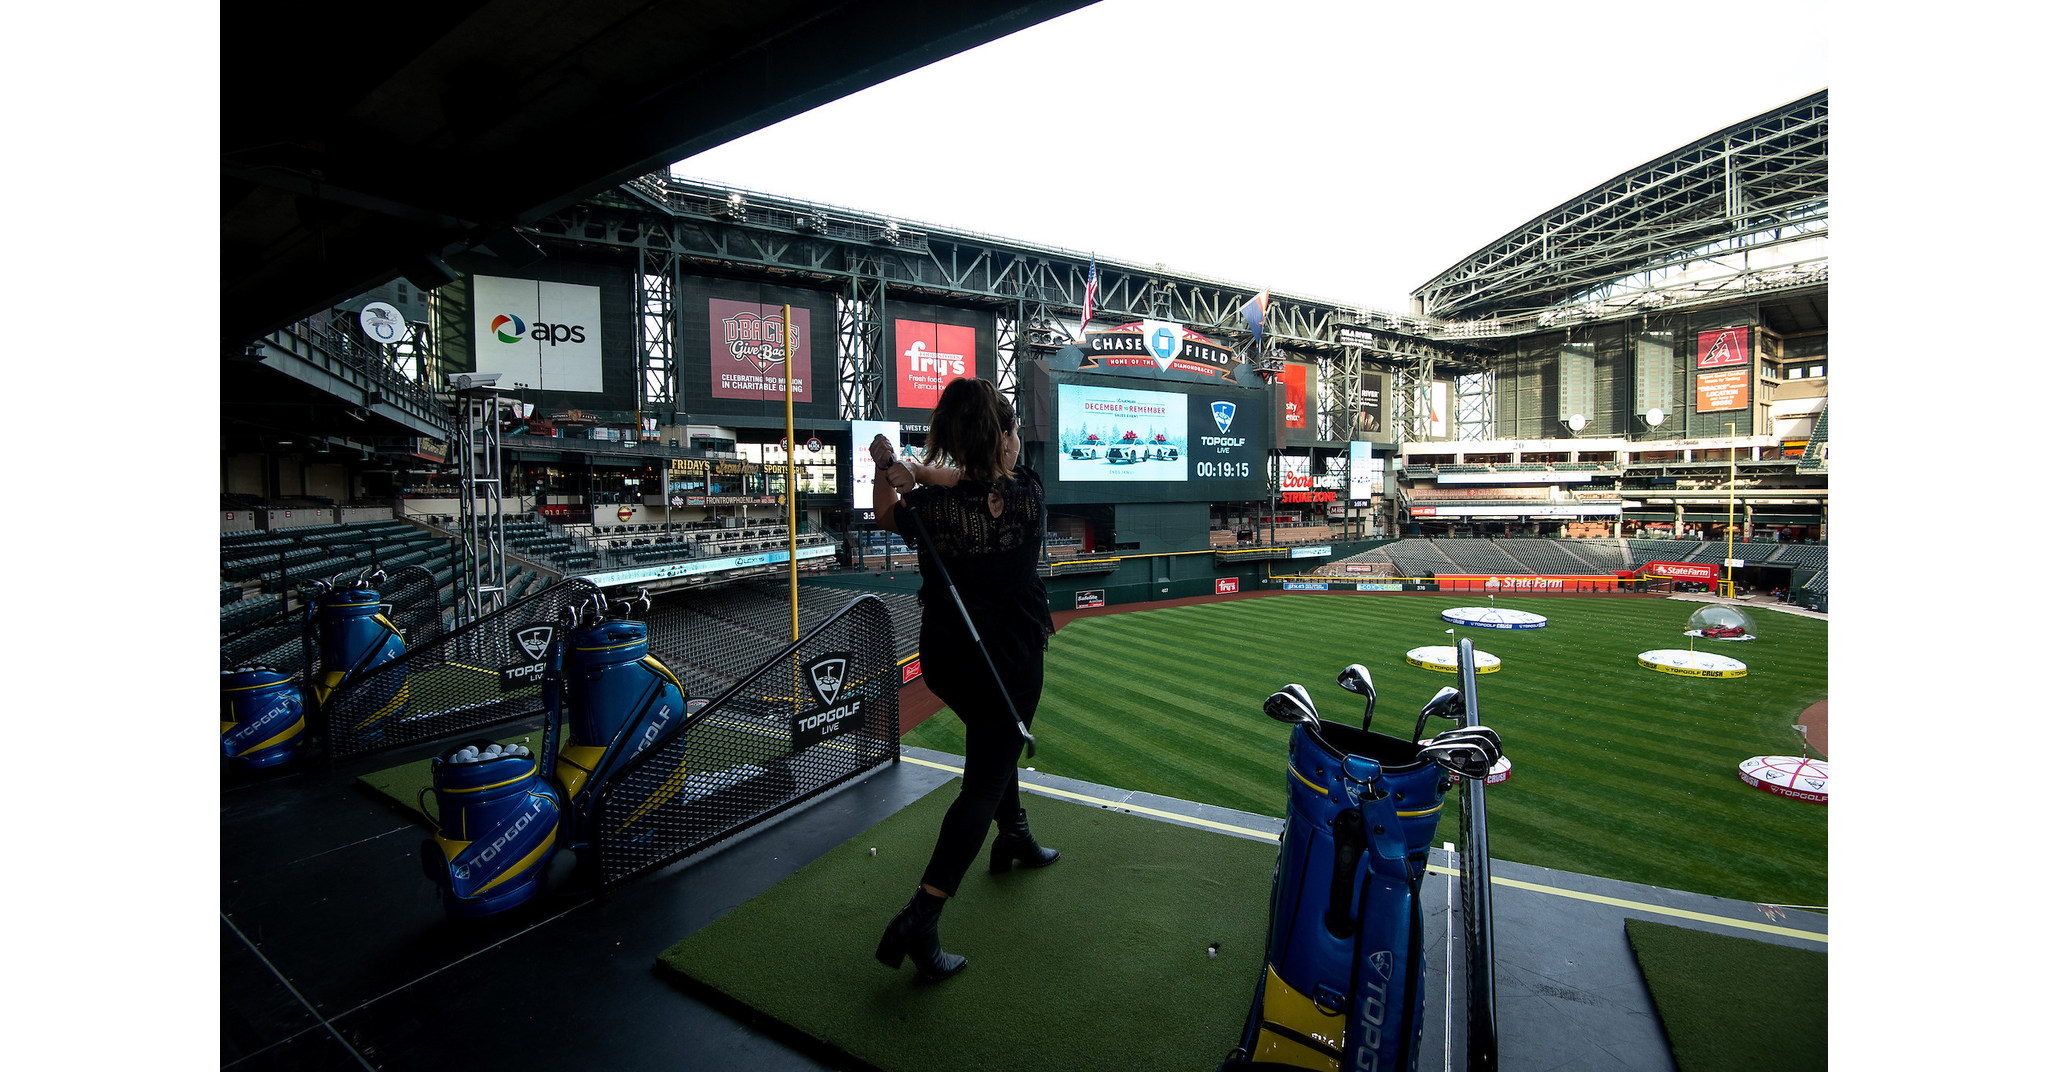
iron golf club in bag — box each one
[1336,663,1375,731]
[1412,685,1465,744]
[882,459,1035,759]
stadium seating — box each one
[1495,539,1610,574]
[1383,541,1459,577]
[1767,543,1829,569]
[1432,539,1530,574]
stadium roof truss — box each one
[1412,91,1828,325]
[529,174,1492,442]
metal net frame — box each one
[590,594,899,890]
[317,578,596,764]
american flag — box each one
[1241,289,1271,348]
[1080,257,1098,333]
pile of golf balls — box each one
[448,742,532,763]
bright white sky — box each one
[675,0,1830,315]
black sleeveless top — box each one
[902,465,1054,645]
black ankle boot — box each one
[990,808,1060,873]
[875,888,966,981]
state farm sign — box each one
[1435,574,1619,592]
[1639,560,1720,582]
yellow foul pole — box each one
[1724,421,1737,597]
[784,304,799,642]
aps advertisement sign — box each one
[471,275,605,393]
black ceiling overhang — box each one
[223,0,1100,346]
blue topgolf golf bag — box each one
[419,737,563,918]
[1226,709,1451,1070]
[220,665,307,770]
[544,608,699,851]
[308,573,410,739]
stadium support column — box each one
[842,257,887,420]
[455,385,507,627]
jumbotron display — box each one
[1041,377,1267,504]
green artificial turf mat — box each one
[658,783,1275,1072]
[357,716,786,826]
[905,595,1827,906]
[1624,918,1826,1072]
[356,730,550,823]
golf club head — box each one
[1336,663,1376,730]
[1419,737,1499,780]
[1412,686,1466,742]
[1434,724,1501,752]
[1264,683,1320,729]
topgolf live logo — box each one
[792,652,862,750]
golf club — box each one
[1412,685,1465,743]
[1263,683,1320,731]
[1336,663,1375,731]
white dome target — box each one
[1738,755,1828,804]
[1441,606,1549,630]
[1637,649,1747,678]
[1406,646,1501,673]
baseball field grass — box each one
[901,593,1827,908]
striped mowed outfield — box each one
[902,593,1828,908]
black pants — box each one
[916,617,1046,896]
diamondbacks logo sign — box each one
[792,651,863,750]
[1697,326,1750,369]
[709,298,814,401]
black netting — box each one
[591,594,899,889]
[319,578,597,763]
[381,565,447,654]
[221,613,309,673]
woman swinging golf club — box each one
[871,377,1059,983]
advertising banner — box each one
[1434,574,1620,592]
[849,418,902,520]
[708,298,814,402]
[1280,362,1314,432]
[1347,441,1374,501]
[1409,503,1620,517]
[678,277,838,420]
[887,301,998,430]
[1215,577,1239,595]
[1075,589,1105,609]
[1076,321,1244,382]
[1637,560,1721,583]
[1359,371,1386,437]
[1696,368,1750,413]
[471,275,605,393]
[1043,373,1267,504]
[1698,326,1750,369]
